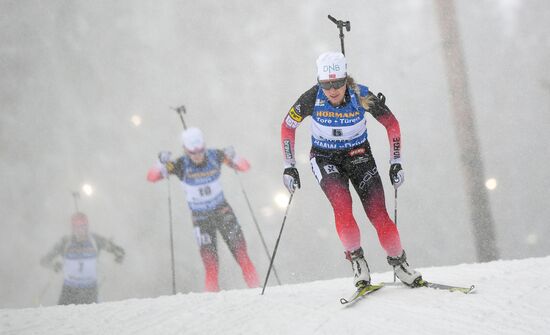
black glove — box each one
[283,167,301,193]
[389,163,404,189]
[114,247,125,263]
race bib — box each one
[63,257,97,287]
[183,179,224,211]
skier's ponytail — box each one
[347,76,374,111]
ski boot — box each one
[345,247,371,289]
[387,250,423,287]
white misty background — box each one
[1,0,549,308]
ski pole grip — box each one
[344,21,351,32]
[176,105,186,115]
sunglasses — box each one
[318,78,347,90]
[186,148,205,155]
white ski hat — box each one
[316,52,347,80]
[181,127,205,152]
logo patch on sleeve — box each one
[392,137,401,160]
[285,116,299,129]
[283,139,293,160]
[323,165,338,174]
[288,107,303,122]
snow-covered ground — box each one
[2,256,550,335]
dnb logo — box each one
[323,64,341,73]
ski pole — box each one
[171,105,188,130]
[166,174,177,294]
[394,188,398,226]
[393,188,398,283]
[162,104,187,294]
[261,192,294,295]
[327,15,351,56]
[234,170,282,285]
[36,271,56,306]
[71,191,80,212]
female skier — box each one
[280,51,422,289]
[147,127,259,292]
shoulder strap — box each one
[348,79,373,111]
[88,233,105,254]
[90,234,99,253]
[61,236,72,255]
[209,149,221,169]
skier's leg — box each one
[218,205,259,288]
[72,285,97,304]
[311,156,361,252]
[193,213,219,292]
[346,144,422,286]
[346,145,403,257]
[312,153,375,288]
[83,285,98,304]
[200,247,219,292]
[58,285,72,305]
[59,285,83,305]
[358,175,403,256]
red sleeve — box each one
[281,121,297,167]
[219,149,251,172]
[374,113,401,163]
[146,160,178,182]
[232,158,250,172]
[280,85,316,167]
[146,166,165,182]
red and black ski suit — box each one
[281,82,404,257]
[147,149,259,292]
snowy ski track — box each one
[2,256,550,335]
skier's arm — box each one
[368,92,402,164]
[281,86,316,193]
[93,234,125,263]
[281,85,316,167]
[40,237,67,272]
[281,123,297,167]
[147,156,184,182]
[219,148,250,172]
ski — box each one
[384,280,475,294]
[340,283,384,305]
[419,280,475,294]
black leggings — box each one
[58,284,98,305]
[191,203,258,291]
[192,204,245,258]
